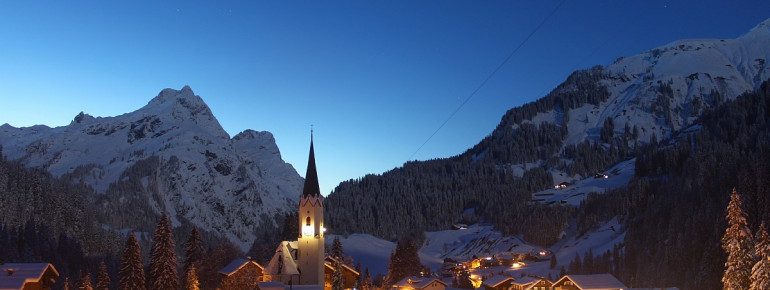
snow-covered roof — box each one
[510,276,539,286]
[392,276,447,289]
[219,258,264,276]
[554,274,626,290]
[480,275,513,287]
[522,278,552,290]
[0,263,59,290]
[323,257,360,276]
[264,241,300,275]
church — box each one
[220,135,359,290]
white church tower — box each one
[297,132,325,286]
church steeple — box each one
[297,129,324,286]
[302,130,321,197]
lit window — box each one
[306,216,311,226]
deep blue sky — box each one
[1,1,768,195]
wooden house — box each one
[551,274,626,290]
[0,263,59,290]
[219,258,264,290]
[391,277,447,290]
[480,275,513,290]
[323,257,359,290]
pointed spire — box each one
[302,128,321,197]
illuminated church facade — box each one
[260,134,358,289]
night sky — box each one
[1,0,768,195]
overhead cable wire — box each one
[407,0,568,161]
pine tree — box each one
[363,268,372,290]
[331,236,344,260]
[149,213,178,290]
[550,254,557,269]
[183,228,203,289]
[722,189,755,290]
[751,221,770,289]
[185,265,201,290]
[387,238,423,285]
[96,261,111,290]
[332,259,344,290]
[78,270,93,290]
[119,231,146,290]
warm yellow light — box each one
[302,225,313,236]
[512,262,521,268]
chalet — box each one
[496,253,516,266]
[323,257,359,290]
[0,263,59,290]
[452,224,469,230]
[480,257,499,268]
[391,277,447,290]
[551,274,626,290]
[554,182,570,189]
[480,275,513,290]
[219,258,264,290]
[513,276,552,290]
[594,173,609,179]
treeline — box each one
[570,80,770,289]
[326,66,617,245]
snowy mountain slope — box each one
[531,158,635,206]
[558,19,770,147]
[0,86,303,250]
[331,220,623,279]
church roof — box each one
[264,241,300,276]
[302,136,321,197]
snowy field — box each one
[532,158,636,206]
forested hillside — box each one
[571,80,770,289]
[326,67,624,245]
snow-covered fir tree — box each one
[96,261,110,290]
[78,271,93,290]
[149,213,178,290]
[332,259,344,290]
[331,236,344,260]
[363,268,372,290]
[752,221,770,290]
[185,266,200,290]
[183,227,203,289]
[722,189,755,290]
[119,231,146,290]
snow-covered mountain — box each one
[0,86,303,250]
[539,18,770,148]
[326,19,770,243]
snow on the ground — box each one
[331,218,624,281]
[326,234,396,276]
[532,158,635,206]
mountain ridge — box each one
[325,18,770,240]
[0,86,304,250]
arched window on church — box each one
[306,216,311,226]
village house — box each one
[391,277,447,290]
[0,263,59,290]
[323,257,359,290]
[509,276,552,290]
[551,274,626,290]
[480,275,513,290]
[218,258,264,290]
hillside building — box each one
[0,263,59,290]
